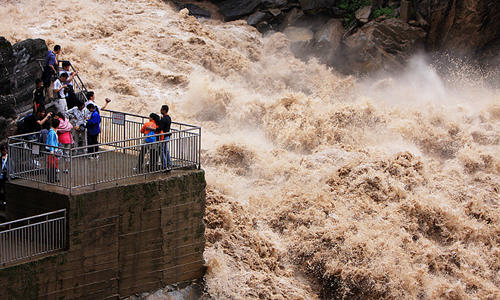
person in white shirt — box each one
[59,61,80,109]
[53,73,69,114]
[84,91,111,118]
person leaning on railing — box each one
[19,107,53,142]
[59,61,79,110]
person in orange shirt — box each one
[137,113,160,172]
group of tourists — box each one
[24,44,173,181]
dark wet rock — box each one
[11,39,47,105]
[0,95,16,119]
[261,0,288,8]
[0,37,14,95]
[176,3,212,18]
[0,116,15,143]
[279,7,304,31]
[342,18,426,73]
[247,11,269,26]
[314,18,344,63]
[0,37,47,142]
[218,0,261,21]
[299,0,337,11]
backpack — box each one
[145,131,156,143]
[17,113,33,133]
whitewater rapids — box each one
[1,0,499,298]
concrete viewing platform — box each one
[1,108,206,299]
[1,169,207,299]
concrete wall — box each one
[0,170,206,299]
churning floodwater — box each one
[1,0,499,298]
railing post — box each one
[69,148,73,194]
[7,137,11,182]
[198,128,201,169]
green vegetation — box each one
[338,0,372,28]
[373,6,396,18]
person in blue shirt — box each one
[46,118,60,183]
[86,104,101,157]
[42,45,61,95]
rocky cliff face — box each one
[0,37,47,142]
[173,0,500,74]
[416,0,500,54]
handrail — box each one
[101,109,201,129]
[36,58,89,102]
[0,209,67,266]
[0,209,66,228]
[7,110,202,192]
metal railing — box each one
[0,209,67,266]
[7,110,201,192]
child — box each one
[46,118,60,183]
[137,113,160,172]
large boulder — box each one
[218,0,261,21]
[0,116,16,144]
[0,37,47,142]
[11,39,47,107]
[342,18,426,73]
[0,37,14,95]
[0,95,16,119]
[416,0,500,54]
[314,18,344,64]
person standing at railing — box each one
[46,119,60,183]
[59,61,79,109]
[86,104,101,158]
[67,102,87,154]
[53,73,69,115]
[137,113,159,172]
[42,45,61,98]
[159,105,172,169]
[0,144,8,209]
[54,113,73,173]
